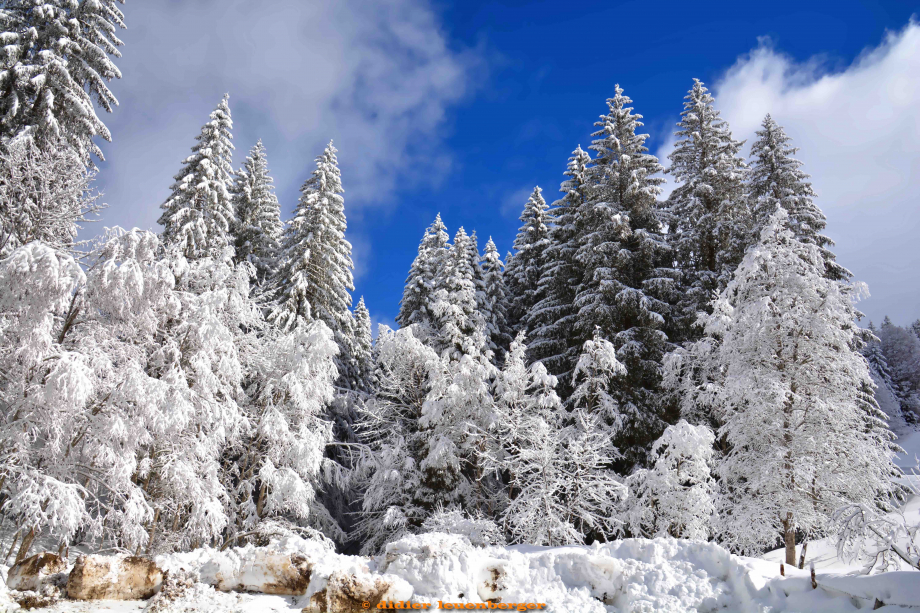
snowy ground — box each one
[2,428,917,613]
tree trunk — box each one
[783,512,796,565]
[15,527,35,564]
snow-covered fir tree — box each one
[569,327,627,464]
[481,237,512,357]
[0,0,127,162]
[863,322,910,427]
[491,332,626,545]
[397,214,450,335]
[270,141,354,339]
[0,134,103,256]
[748,114,849,281]
[622,420,715,540]
[158,94,235,260]
[528,146,592,391]
[505,186,551,334]
[230,140,282,284]
[431,227,488,361]
[351,297,375,394]
[666,79,751,342]
[879,317,920,420]
[681,209,899,564]
[572,85,676,467]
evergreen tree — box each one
[505,187,551,334]
[748,114,849,280]
[158,94,235,260]
[0,0,127,162]
[397,214,449,334]
[352,296,375,394]
[573,86,675,467]
[879,317,920,420]
[270,140,354,340]
[481,237,512,357]
[666,79,751,342]
[863,322,909,427]
[431,227,487,361]
[685,209,898,563]
[622,420,715,540]
[466,229,488,330]
[570,327,627,446]
[528,146,591,390]
[231,140,282,284]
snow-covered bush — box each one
[420,506,505,547]
[623,420,715,539]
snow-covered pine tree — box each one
[863,322,910,428]
[466,230,489,339]
[666,79,751,343]
[912,319,920,341]
[505,186,551,335]
[622,420,715,540]
[528,146,592,392]
[748,114,849,281]
[879,317,920,420]
[230,140,282,284]
[352,296,375,394]
[270,141,354,336]
[569,327,627,461]
[0,134,102,256]
[481,237,512,357]
[570,85,676,467]
[0,0,127,163]
[396,214,450,335]
[430,227,488,361]
[158,94,235,260]
[686,209,899,564]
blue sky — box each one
[92,0,919,329]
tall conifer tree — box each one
[158,94,235,260]
[748,114,848,281]
[505,187,551,334]
[666,79,751,342]
[397,214,450,333]
[231,140,282,283]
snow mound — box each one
[379,534,766,612]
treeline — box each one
[0,0,914,568]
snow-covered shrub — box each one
[623,420,715,539]
[420,506,505,547]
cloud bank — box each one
[94,0,477,237]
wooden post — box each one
[810,564,816,589]
[780,563,785,577]
[798,542,808,569]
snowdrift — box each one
[2,533,919,612]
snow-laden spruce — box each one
[748,114,849,281]
[481,237,512,357]
[0,134,103,256]
[0,0,128,162]
[528,145,592,391]
[397,214,450,334]
[669,208,899,564]
[230,140,282,284]
[666,79,751,342]
[505,186,551,334]
[622,420,716,540]
[572,85,675,469]
[430,227,489,360]
[493,333,626,545]
[879,317,920,419]
[158,94,236,260]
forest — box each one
[0,0,918,582]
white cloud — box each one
[501,186,536,219]
[657,22,920,325]
[93,0,479,252]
